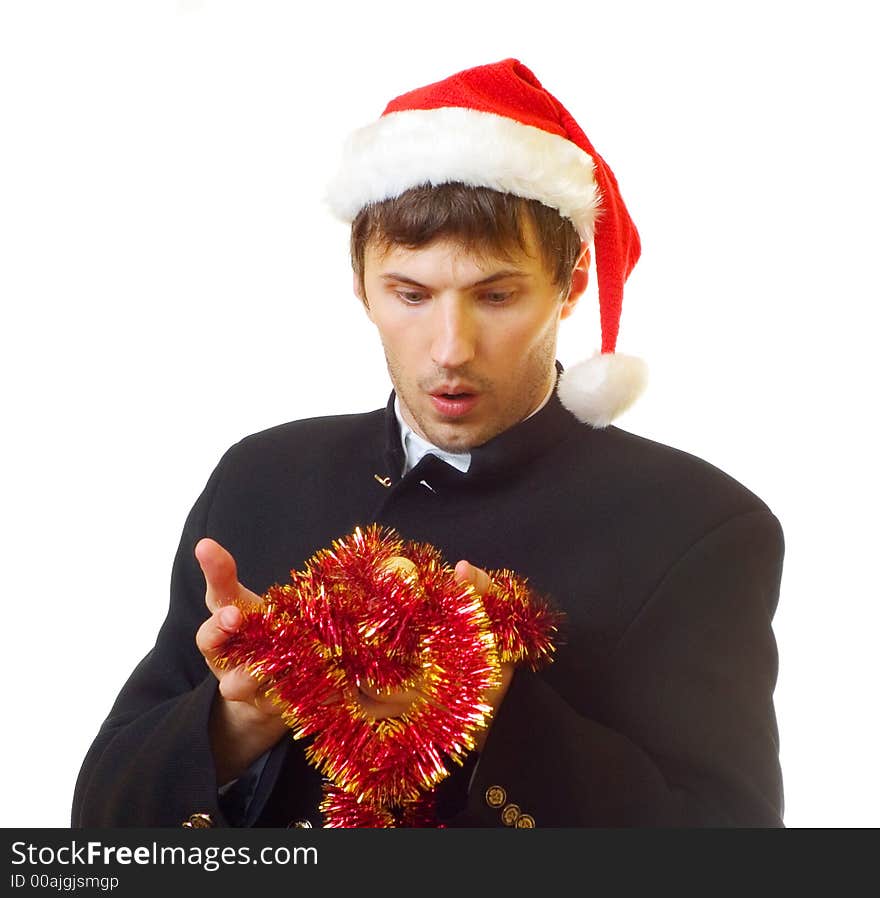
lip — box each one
[430,383,478,395]
[429,392,479,418]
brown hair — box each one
[350,182,582,294]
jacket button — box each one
[182,812,214,828]
[501,803,521,826]
[515,814,536,828]
[485,785,507,808]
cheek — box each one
[382,325,421,362]
[490,314,555,360]
[383,315,433,357]
[370,310,408,349]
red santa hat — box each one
[326,58,646,428]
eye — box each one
[395,290,427,305]
[482,291,514,304]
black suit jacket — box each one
[72,382,785,827]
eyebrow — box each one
[379,269,529,289]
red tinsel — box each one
[216,525,560,827]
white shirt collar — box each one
[394,379,556,476]
[394,398,472,474]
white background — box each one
[1,0,877,828]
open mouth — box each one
[429,392,479,418]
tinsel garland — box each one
[216,524,561,827]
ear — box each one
[560,242,590,320]
[353,272,374,321]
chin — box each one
[414,404,508,453]
[424,431,472,453]
[433,425,496,453]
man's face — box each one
[358,225,588,452]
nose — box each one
[430,297,476,369]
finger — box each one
[319,686,348,707]
[195,537,262,612]
[454,559,493,596]
[195,605,243,667]
[219,668,283,717]
[218,665,260,703]
[195,611,266,705]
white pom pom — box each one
[557,352,648,428]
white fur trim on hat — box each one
[557,352,648,428]
[326,107,601,239]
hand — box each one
[194,538,288,783]
[454,560,515,751]
[355,560,515,740]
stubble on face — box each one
[362,222,579,454]
[382,320,558,452]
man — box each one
[72,59,785,827]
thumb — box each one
[454,559,493,597]
[195,537,261,612]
